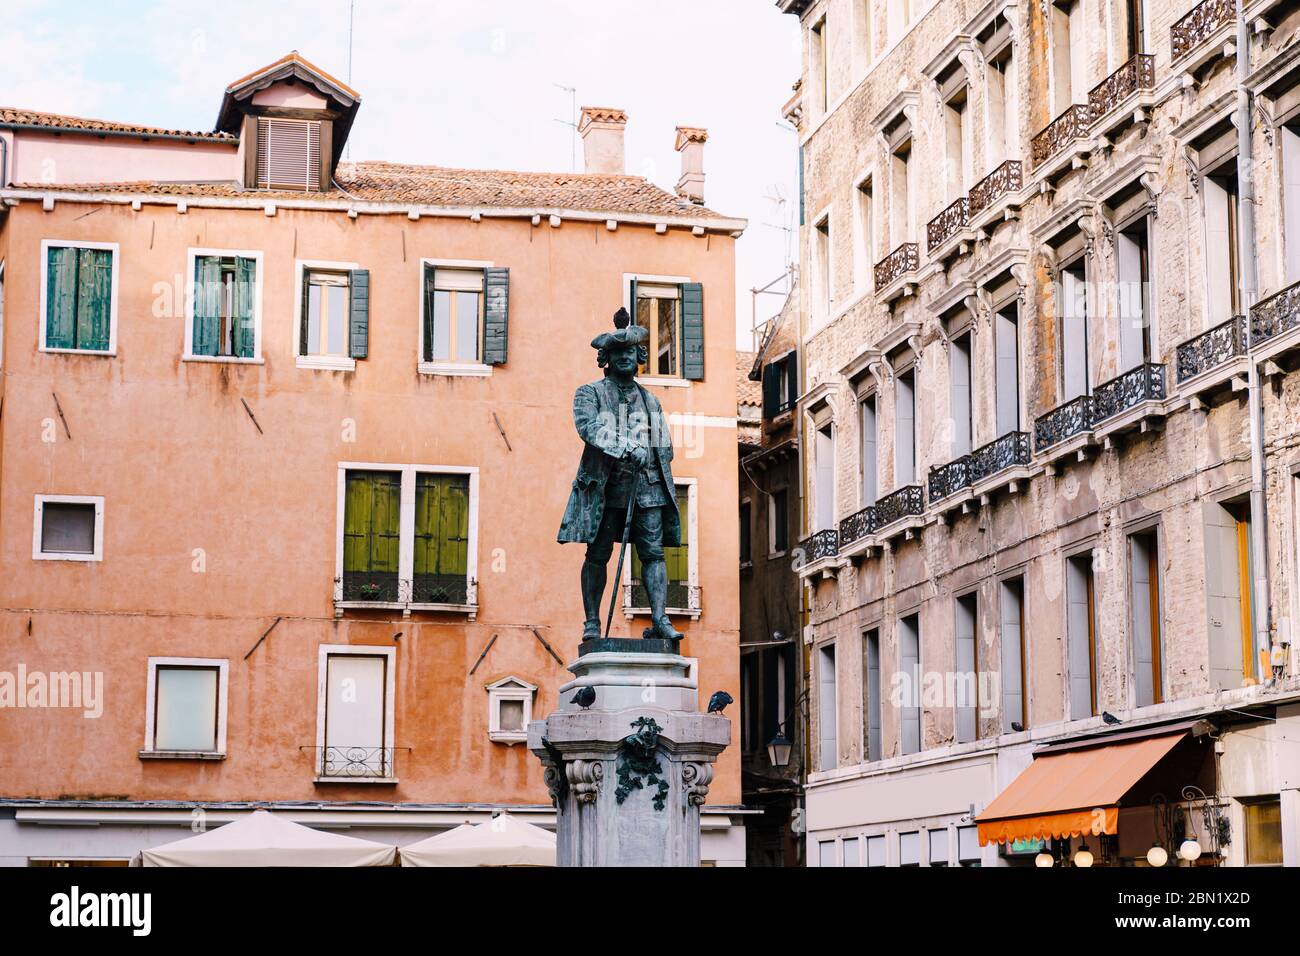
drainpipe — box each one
[1237,0,1273,678]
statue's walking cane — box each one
[603,467,643,641]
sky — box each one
[2,0,800,349]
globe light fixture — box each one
[1034,851,1054,868]
[1179,838,1203,862]
[1073,844,1094,868]
[1146,844,1168,868]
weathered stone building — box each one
[778,0,1300,866]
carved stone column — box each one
[529,643,730,867]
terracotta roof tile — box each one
[0,107,236,142]
[12,159,730,220]
[737,351,763,407]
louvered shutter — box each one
[256,117,321,191]
[785,354,799,408]
[45,246,78,349]
[482,267,509,365]
[349,269,370,359]
[762,363,780,418]
[192,256,222,357]
[681,282,704,380]
[423,266,437,362]
[233,257,256,358]
[76,248,112,351]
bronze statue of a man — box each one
[557,308,684,643]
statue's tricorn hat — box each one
[591,307,649,349]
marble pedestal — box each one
[527,644,730,867]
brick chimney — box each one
[578,106,627,175]
[674,126,708,204]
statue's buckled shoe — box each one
[582,619,602,641]
[644,616,683,642]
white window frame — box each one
[768,484,790,557]
[183,247,265,364]
[418,257,494,378]
[295,258,360,371]
[32,494,104,562]
[853,171,876,293]
[621,476,700,618]
[315,644,397,782]
[622,271,694,388]
[486,675,537,745]
[38,240,120,356]
[141,657,229,759]
[334,462,480,616]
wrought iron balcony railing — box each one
[341,571,401,603]
[1171,0,1235,61]
[1088,54,1156,124]
[314,745,397,779]
[1176,314,1247,382]
[799,528,840,564]
[968,431,1032,484]
[1091,363,1167,425]
[929,454,974,503]
[873,484,925,528]
[839,505,876,547]
[968,160,1023,218]
[1249,279,1300,347]
[874,242,920,289]
[1031,104,1091,168]
[927,197,969,252]
[412,572,469,605]
[1034,394,1094,452]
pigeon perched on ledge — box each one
[707,691,733,714]
[1102,711,1122,725]
[571,686,596,710]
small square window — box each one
[33,496,103,562]
[142,657,228,759]
[487,676,537,745]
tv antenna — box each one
[553,83,577,172]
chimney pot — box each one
[578,106,628,175]
[674,126,708,204]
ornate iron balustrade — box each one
[1034,394,1094,452]
[968,431,1032,484]
[839,506,875,547]
[927,197,969,252]
[1176,314,1246,382]
[968,160,1023,218]
[316,746,396,779]
[799,528,840,563]
[929,455,973,503]
[1088,54,1155,124]
[341,570,401,603]
[1171,0,1234,61]
[1091,363,1166,425]
[1031,104,1091,168]
[873,485,925,528]
[874,242,920,289]
[1249,279,1300,346]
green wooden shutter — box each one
[192,256,222,356]
[681,282,704,380]
[45,246,78,349]
[762,363,780,418]
[300,269,312,356]
[666,485,690,585]
[414,473,469,603]
[76,248,112,351]
[482,267,509,365]
[348,269,370,359]
[422,265,436,362]
[629,278,639,327]
[785,354,799,407]
[233,257,256,358]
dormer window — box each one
[257,117,321,190]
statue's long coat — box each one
[557,376,680,546]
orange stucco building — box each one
[0,54,749,864]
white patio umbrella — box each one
[399,814,555,867]
[140,809,396,867]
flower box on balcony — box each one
[1091,363,1168,446]
[1031,104,1093,188]
[1088,54,1157,144]
[1175,314,1249,406]
[874,242,921,305]
[968,160,1025,235]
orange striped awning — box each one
[976,731,1185,846]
